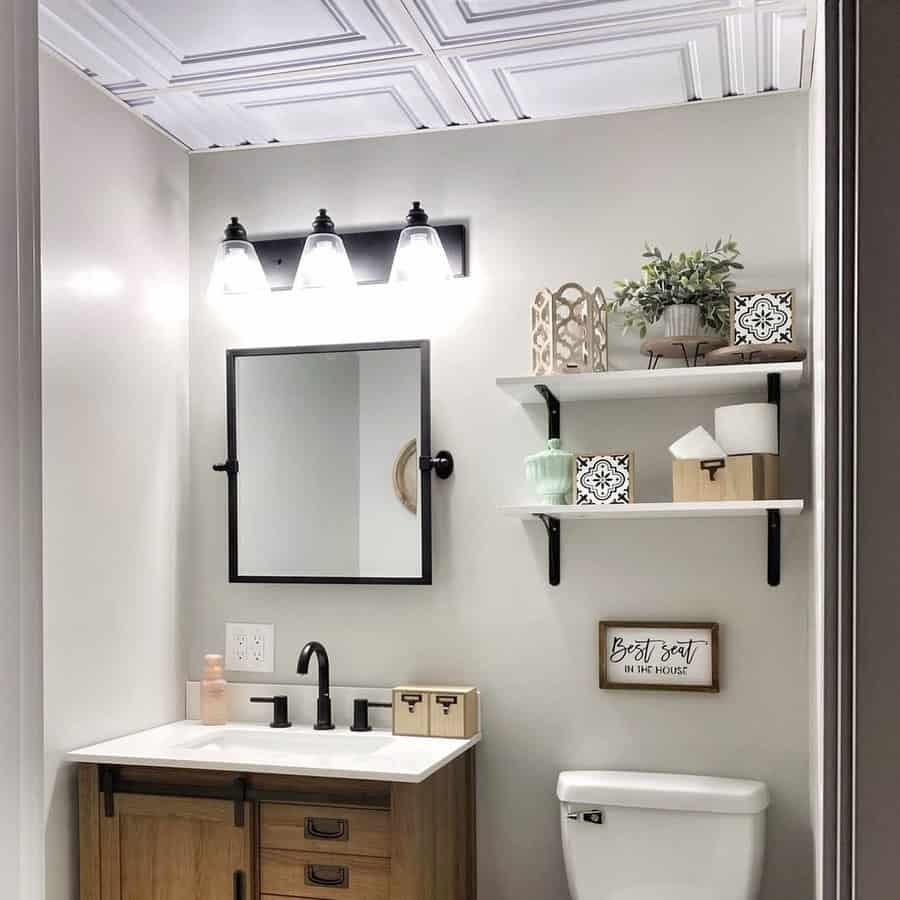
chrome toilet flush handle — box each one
[567,810,604,824]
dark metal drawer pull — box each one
[400,692,423,712]
[306,864,349,889]
[304,815,349,841]
[435,694,459,714]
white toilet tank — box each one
[558,771,770,900]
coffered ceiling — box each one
[40,0,813,151]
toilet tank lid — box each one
[557,771,770,815]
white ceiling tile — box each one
[758,7,807,90]
[406,0,743,48]
[133,64,472,150]
[130,96,215,150]
[39,0,419,90]
[445,23,729,122]
[40,6,137,88]
[38,0,809,150]
[722,11,758,96]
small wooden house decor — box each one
[531,282,608,375]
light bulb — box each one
[389,202,452,286]
[294,226,356,292]
[208,217,270,299]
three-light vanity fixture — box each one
[208,201,465,298]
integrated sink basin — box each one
[68,719,481,783]
[174,728,395,757]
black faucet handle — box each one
[350,699,393,732]
[251,695,292,728]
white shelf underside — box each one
[501,500,805,520]
[496,362,805,404]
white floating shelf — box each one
[501,500,805,520]
[496,362,804,404]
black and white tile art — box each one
[575,454,633,505]
[732,290,794,345]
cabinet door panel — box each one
[100,795,252,900]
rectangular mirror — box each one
[222,341,431,583]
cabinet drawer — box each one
[260,803,391,858]
[261,848,390,900]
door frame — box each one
[825,1,900,897]
[0,0,43,898]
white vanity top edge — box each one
[66,720,481,784]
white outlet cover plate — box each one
[225,623,274,673]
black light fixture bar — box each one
[253,223,467,290]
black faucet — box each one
[297,641,335,730]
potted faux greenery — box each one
[606,239,743,338]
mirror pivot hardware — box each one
[419,450,454,479]
[213,459,239,475]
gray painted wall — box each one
[188,93,812,898]
[40,50,190,900]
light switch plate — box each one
[225,623,274,673]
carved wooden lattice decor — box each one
[531,282,608,375]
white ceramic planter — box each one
[662,304,702,337]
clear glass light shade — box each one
[293,233,356,291]
[389,225,453,285]
[208,240,270,298]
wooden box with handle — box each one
[393,686,479,739]
[672,453,781,502]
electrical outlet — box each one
[225,623,274,673]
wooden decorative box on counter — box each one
[393,686,479,739]
[672,454,781,503]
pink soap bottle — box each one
[201,654,227,725]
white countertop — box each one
[67,720,481,784]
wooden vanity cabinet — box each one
[79,750,476,900]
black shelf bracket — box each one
[767,371,782,447]
[767,373,782,586]
[767,509,781,587]
[534,384,560,440]
[535,514,561,586]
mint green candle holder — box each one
[525,438,573,505]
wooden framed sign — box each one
[599,621,719,693]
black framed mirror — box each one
[215,340,451,585]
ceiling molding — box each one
[442,19,732,122]
[405,0,742,47]
[135,62,473,149]
[38,0,810,150]
[39,0,419,90]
